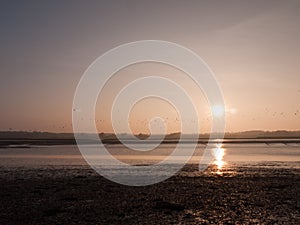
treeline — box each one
[0,130,299,140]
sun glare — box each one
[213,144,226,174]
[212,105,225,117]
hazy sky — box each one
[0,0,299,133]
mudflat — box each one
[0,164,299,224]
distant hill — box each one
[224,130,300,139]
[0,131,75,140]
[0,130,299,140]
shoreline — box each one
[1,138,300,148]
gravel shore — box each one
[0,164,299,224]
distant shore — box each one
[1,130,300,148]
[1,137,300,148]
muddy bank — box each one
[0,165,299,224]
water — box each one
[0,141,299,169]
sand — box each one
[0,164,299,224]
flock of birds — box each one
[9,107,299,132]
[62,107,300,130]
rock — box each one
[154,200,185,211]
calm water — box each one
[0,141,299,169]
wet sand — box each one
[0,164,299,224]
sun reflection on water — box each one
[213,143,226,175]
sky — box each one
[0,0,299,133]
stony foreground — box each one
[0,164,299,224]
